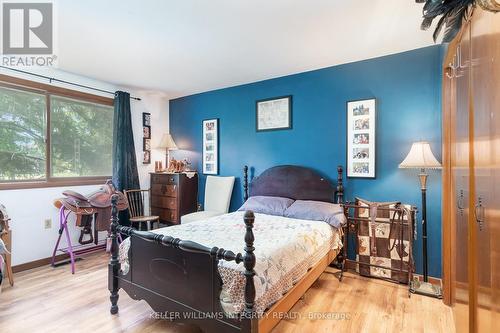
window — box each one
[0,86,46,181]
[0,79,114,188]
[50,96,113,177]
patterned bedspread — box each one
[119,211,342,315]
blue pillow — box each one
[284,200,346,228]
[238,196,295,216]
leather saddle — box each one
[60,181,128,211]
[54,181,128,244]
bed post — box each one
[242,210,256,332]
[108,194,120,315]
[243,165,249,202]
[336,165,344,204]
[336,166,346,278]
[335,201,349,278]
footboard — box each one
[108,195,257,333]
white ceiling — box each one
[56,0,435,98]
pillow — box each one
[238,196,295,216]
[284,200,346,228]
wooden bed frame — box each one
[108,165,344,333]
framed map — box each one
[256,95,292,131]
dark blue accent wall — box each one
[170,45,444,278]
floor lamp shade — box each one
[399,141,442,170]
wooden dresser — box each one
[150,172,198,225]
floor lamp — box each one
[399,141,442,298]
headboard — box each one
[243,165,344,204]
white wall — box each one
[0,185,110,265]
[0,68,170,265]
[131,92,170,189]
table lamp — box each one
[158,133,178,170]
[399,141,442,298]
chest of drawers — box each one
[150,172,198,225]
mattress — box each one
[118,211,342,315]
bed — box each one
[108,165,345,333]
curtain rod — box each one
[0,65,141,101]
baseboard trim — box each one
[413,274,442,286]
[344,261,442,285]
[12,253,69,273]
[13,242,109,273]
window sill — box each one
[0,177,111,191]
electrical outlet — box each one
[44,218,52,229]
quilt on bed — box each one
[118,211,342,315]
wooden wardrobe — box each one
[442,8,500,333]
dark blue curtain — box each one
[112,91,140,226]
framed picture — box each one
[142,112,151,126]
[256,95,292,131]
[202,118,219,175]
[347,98,376,178]
[143,150,150,164]
[143,138,151,151]
[143,126,151,139]
[142,113,152,164]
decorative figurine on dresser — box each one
[150,171,198,225]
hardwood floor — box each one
[0,252,455,333]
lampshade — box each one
[399,141,442,169]
[158,133,178,150]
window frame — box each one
[0,74,114,190]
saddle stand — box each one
[51,181,128,274]
[51,206,103,274]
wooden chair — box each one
[124,189,160,231]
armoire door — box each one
[450,23,471,333]
[489,11,500,330]
[446,8,500,333]
[451,23,472,332]
[470,8,500,333]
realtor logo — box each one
[2,2,53,54]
